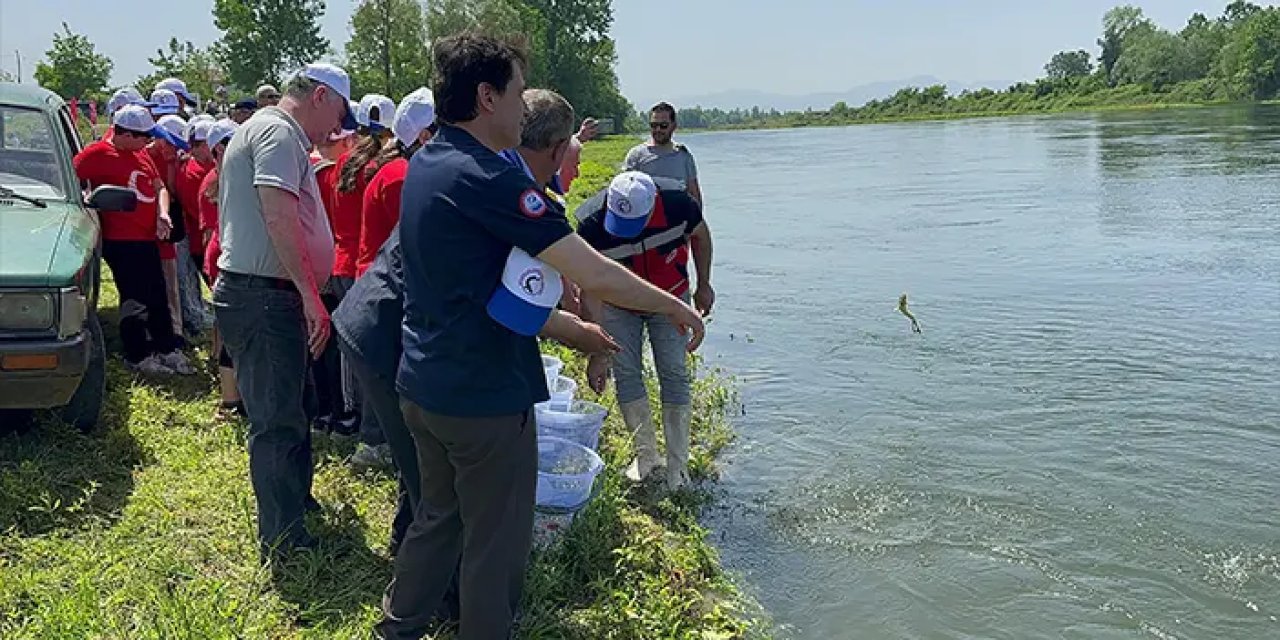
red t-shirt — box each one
[328,151,373,278]
[358,157,407,276]
[176,158,213,255]
[198,169,221,281]
[73,140,162,242]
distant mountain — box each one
[671,76,1016,112]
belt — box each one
[219,270,298,292]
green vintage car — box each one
[0,82,136,431]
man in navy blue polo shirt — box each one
[377,35,705,640]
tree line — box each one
[27,0,631,127]
[675,1,1280,130]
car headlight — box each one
[0,292,55,331]
[57,288,88,339]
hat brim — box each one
[152,126,191,151]
[151,105,180,115]
[340,103,359,132]
[604,210,648,238]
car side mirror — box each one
[85,186,138,213]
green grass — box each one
[0,138,766,639]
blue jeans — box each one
[213,271,317,551]
[175,240,207,335]
[601,296,692,406]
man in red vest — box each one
[574,171,716,490]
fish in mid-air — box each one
[897,294,922,333]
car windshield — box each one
[0,105,68,199]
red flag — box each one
[88,100,98,126]
[68,97,79,126]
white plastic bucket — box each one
[536,436,604,509]
[541,354,563,389]
[544,375,577,411]
[536,401,608,451]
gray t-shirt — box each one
[217,107,335,284]
[623,142,698,191]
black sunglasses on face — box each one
[649,121,672,130]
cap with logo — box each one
[356,93,396,131]
[604,171,658,238]
[207,119,238,149]
[155,78,197,106]
[486,248,564,337]
[154,115,192,151]
[149,89,181,116]
[391,88,435,147]
[297,63,359,131]
[107,88,154,116]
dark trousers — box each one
[337,337,416,547]
[102,240,177,363]
[315,276,360,432]
[376,402,537,640]
[212,271,317,552]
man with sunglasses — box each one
[624,102,703,205]
[213,62,359,558]
[74,105,188,375]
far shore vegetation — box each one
[670,2,1280,131]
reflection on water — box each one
[694,105,1280,639]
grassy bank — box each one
[0,139,763,638]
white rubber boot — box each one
[621,399,659,482]
[663,404,693,490]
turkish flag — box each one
[68,97,79,125]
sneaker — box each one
[351,443,393,471]
[158,351,197,375]
[126,354,175,375]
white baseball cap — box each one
[188,118,215,143]
[207,119,238,149]
[486,247,564,337]
[296,63,358,130]
[107,87,152,115]
[150,89,181,115]
[605,171,658,238]
[357,93,396,130]
[154,115,191,151]
[112,105,161,135]
[391,88,435,147]
[155,78,196,105]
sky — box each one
[1,0,1274,107]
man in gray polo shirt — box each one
[213,62,358,557]
[624,101,703,204]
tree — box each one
[1098,6,1150,84]
[425,0,632,124]
[135,38,227,103]
[213,0,330,90]
[1112,26,1194,89]
[1223,1,1262,26]
[346,0,432,98]
[32,23,113,100]
[1216,7,1280,99]
[1045,50,1093,81]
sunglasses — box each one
[649,121,672,130]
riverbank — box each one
[0,139,763,638]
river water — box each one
[694,106,1280,639]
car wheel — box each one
[61,311,106,433]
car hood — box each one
[0,201,87,288]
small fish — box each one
[897,294,922,333]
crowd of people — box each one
[72,31,715,640]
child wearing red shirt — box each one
[73,106,193,375]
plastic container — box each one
[536,436,604,509]
[536,400,608,451]
[541,355,563,389]
[544,375,577,411]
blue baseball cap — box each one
[487,247,564,336]
[604,171,657,238]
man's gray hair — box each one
[520,89,575,151]
[283,73,321,100]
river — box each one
[693,106,1280,639]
